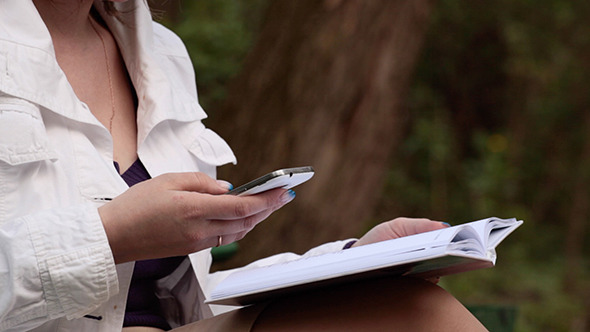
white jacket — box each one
[0,1,348,331]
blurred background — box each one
[151,1,590,330]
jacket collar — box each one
[0,0,206,146]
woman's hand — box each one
[352,217,450,283]
[98,172,295,264]
[352,217,450,248]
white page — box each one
[210,226,460,300]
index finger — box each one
[192,188,294,220]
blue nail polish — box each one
[442,222,451,227]
[281,189,296,203]
[217,180,233,191]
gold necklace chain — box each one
[89,17,116,134]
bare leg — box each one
[252,277,488,331]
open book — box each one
[206,217,523,306]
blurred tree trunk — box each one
[211,0,435,266]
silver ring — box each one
[217,235,222,247]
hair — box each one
[101,1,157,20]
[103,1,120,17]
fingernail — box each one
[442,222,451,227]
[217,180,233,191]
[280,189,296,203]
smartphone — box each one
[226,166,315,196]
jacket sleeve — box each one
[0,204,119,331]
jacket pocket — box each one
[0,97,58,165]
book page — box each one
[207,217,523,305]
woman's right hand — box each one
[98,172,295,264]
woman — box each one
[0,0,487,331]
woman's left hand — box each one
[351,217,450,283]
[352,217,450,248]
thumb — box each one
[406,219,450,234]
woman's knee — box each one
[252,277,487,331]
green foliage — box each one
[157,0,268,111]
[376,0,590,330]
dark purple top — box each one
[116,159,185,330]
